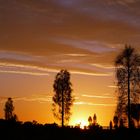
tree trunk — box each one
[62,91,64,127]
[128,62,131,128]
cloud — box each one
[82,94,115,99]
[15,94,52,103]
[0,62,53,76]
[54,60,113,76]
[58,59,80,63]
[108,85,117,88]
[54,38,117,54]
[0,62,58,73]
[0,94,52,104]
[0,48,114,77]
[74,101,116,107]
[112,0,138,6]
[87,63,115,74]
[89,63,115,69]
[71,71,112,77]
[0,0,140,57]
[0,51,38,62]
[0,61,112,77]
[0,0,140,77]
[64,53,88,57]
[55,0,140,27]
[0,70,49,76]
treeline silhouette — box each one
[0,119,140,140]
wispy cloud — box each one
[0,94,52,104]
[0,62,112,77]
[71,71,112,77]
[15,95,52,103]
[112,0,138,6]
[64,53,88,57]
[82,94,114,99]
[56,0,140,27]
[58,59,80,63]
[54,38,116,54]
[0,50,114,77]
[0,63,50,76]
[108,85,117,88]
[90,63,115,69]
[0,51,39,62]
[0,62,58,73]
[53,60,113,76]
[74,101,116,107]
[0,70,49,76]
[0,62,57,76]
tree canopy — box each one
[115,45,140,128]
[52,69,74,127]
[4,98,15,120]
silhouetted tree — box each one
[115,45,140,128]
[93,113,97,125]
[109,121,113,130]
[113,116,118,129]
[4,98,14,120]
[88,116,92,126]
[12,114,18,121]
[119,118,125,128]
[131,104,140,127]
[52,69,74,127]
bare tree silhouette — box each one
[52,69,74,127]
[115,45,140,128]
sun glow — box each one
[75,120,88,129]
[80,120,88,129]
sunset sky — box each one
[0,0,140,126]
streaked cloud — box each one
[0,57,113,77]
[74,101,116,107]
[55,0,140,27]
[0,70,49,76]
[71,71,112,77]
[108,85,117,88]
[58,59,80,63]
[0,94,52,104]
[110,0,138,6]
[54,38,117,54]
[0,51,38,62]
[0,62,58,73]
[82,94,115,99]
[64,53,88,57]
[90,63,115,69]
[15,94,52,103]
[0,62,53,76]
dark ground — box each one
[0,119,140,140]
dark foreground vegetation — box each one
[0,119,140,140]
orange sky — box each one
[0,0,140,126]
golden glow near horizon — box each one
[76,120,88,129]
[0,0,140,127]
